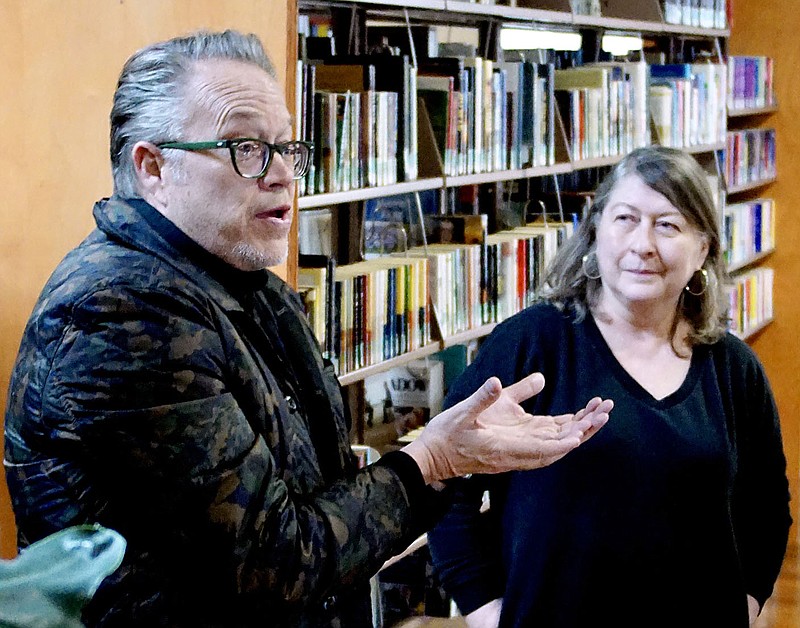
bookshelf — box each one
[723,54,777,340]
[338,341,441,386]
[291,0,750,623]
[294,0,738,412]
[298,177,445,209]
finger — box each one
[503,372,545,404]
[519,434,584,461]
[567,397,603,421]
[565,407,611,441]
[559,398,612,426]
[455,376,503,419]
[580,413,610,442]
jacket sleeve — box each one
[33,283,432,612]
[725,340,792,608]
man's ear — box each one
[131,141,166,205]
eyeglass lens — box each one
[233,141,310,178]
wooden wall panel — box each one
[729,1,800,524]
[0,0,294,558]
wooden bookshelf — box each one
[684,141,726,154]
[445,162,571,187]
[338,342,442,386]
[441,323,498,349]
[661,23,729,37]
[728,105,779,118]
[303,0,730,36]
[571,14,665,32]
[724,55,777,355]
[298,178,445,209]
[734,316,774,342]
[296,0,743,480]
[726,177,778,195]
[441,0,573,25]
[727,247,775,274]
[572,155,624,170]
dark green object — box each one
[0,524,126,628]
[157,138,314,179]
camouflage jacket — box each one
[4,197,432,627]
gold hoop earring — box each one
[582,252,601,280]
[684,268,708,296]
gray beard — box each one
[230,241,287,271]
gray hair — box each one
[540,146,729,347]
[110,30,276,198]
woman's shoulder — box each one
[474,302,580,364]
[706,331,767,382]
[493,301,577,336]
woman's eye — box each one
[657,221,679,231]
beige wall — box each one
[0,0,295,559]
[729,0,800,527]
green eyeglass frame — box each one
[156,138,314,180]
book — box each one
[298,254,337,360]
[298,208,333,256]
[325,55,418,182]
[363,359,445,450]
[417,74,456,176]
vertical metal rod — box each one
[403,8,418,68]
[414,191,429,256]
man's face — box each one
[157,59,294,271]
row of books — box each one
[723,198,775,268]
[298,256,432,376]
[298,57,739,199]
[296,57,418,196]
[421,57,556,176]
[662,0,728,28]
[298,54,558,193]
[723,128,777,189]
[422,220,574,336]
[297,220,573,375]
[649,63,727,149]
[555,62,650,161]
[728,267,774,337]
[485,223,574,322]
[727,56,775,111]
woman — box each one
[428,146,791,627]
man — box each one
[4,30,612,627]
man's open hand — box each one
[403,372,613,483]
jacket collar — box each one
[92,196,284,313]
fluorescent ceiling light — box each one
[500,27,582,51]
[601,33,643,56]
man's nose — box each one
[258,153,295,189]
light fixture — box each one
[601,33,643,56]
[499,27,582,51]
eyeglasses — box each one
[156,138,314,180]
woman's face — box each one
[594,174,709,316]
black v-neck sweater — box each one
[429,303,790,628]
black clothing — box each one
[5,196,443,627]
[429,303,790,627]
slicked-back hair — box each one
[110,30,276,198]
[539,145,729,347]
